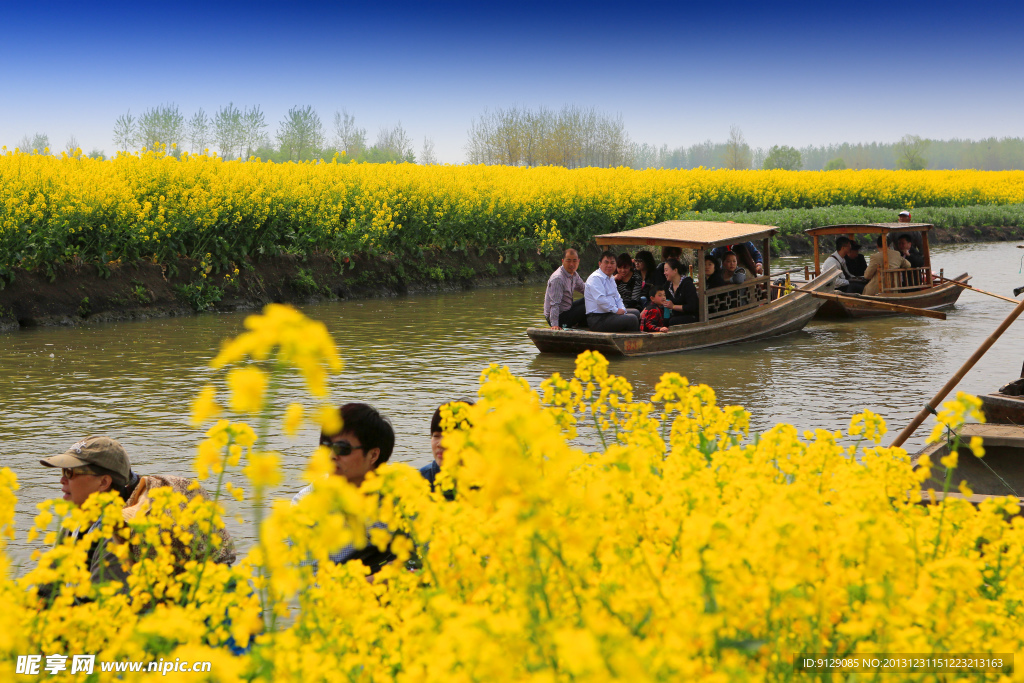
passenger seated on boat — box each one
[421,399,474,500]
[663,258,699,325]
[633,251,657,297]
[704,254,726,289]
[653,246,682,288]
[719,251,746,285]
[823,236,865,294]
[845,241,868,277]
[709,242,763,275]
[640,286,670,333]
[544,248,587,329]
[615,252,645,309]
[897,233,925,269]
[863,235,911,296]
[585,251,641,332]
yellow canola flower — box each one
[189,384,221,427]
[226,366,267,414]
[243,451,282,490]
[283,402,303,437]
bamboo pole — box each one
[933,275,1020,304]
[891,295,1024,448]
[770,285,947,319]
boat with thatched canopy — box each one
[805,223,970,318]
[527,221,838,357]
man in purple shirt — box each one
[585,251,641,332]
[544,248,587,328]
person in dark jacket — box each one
[614,253,645,310]
[704,254,726,289]
[845,241,868,277]
[653,246,683,288]
[633,251,657,297]
[420,399,474,500]
[663,258,699,325]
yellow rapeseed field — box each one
[2,148,1024,281]
[3,305,1020,681]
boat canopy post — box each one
[813,235,820,276]
[697,248,708,323]
[921,230,933,285]
[880,232,890,293]
[762,236,771,282]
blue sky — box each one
[2,0,1022,162]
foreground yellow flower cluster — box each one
[3,306,1022,681]
[2,148,1024,280]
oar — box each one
[933,275,1019,304]
[770,284,947,320]
[891,295,1024,448]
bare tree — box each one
[724,125,752,169]
[242,106,267,158]
[466,105,630,168]
[420,137,437,165]
[136,103,185,152]
[187,109,210,153]
[277,105,324,161]
[213,103,244,159]
[333,110,367,157]
[896,134,929,170]
[18,132,51,154]
[113,113,136,152]
[375,122,414,161]
[64,135,80,156]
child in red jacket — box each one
[640,286,670,333]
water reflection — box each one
[2,242,1021,563]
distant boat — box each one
[805,222,969,318]
[527,220,838,357]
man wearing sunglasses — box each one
[292,403,399,574]
[38,436,133,595]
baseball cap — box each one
[40,436,131,485]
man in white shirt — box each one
[585,251,640,332]
[821,236,864,293]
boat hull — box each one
[528,272,836,357]
[913,424,1024,501]
[815,273,970,318]
[981,392,1024,425]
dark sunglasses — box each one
[319,438,366,458]
[62,467,96,480]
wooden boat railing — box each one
[881,266,932,292]
[707,275,771,319]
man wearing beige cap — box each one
[40,436,132,506]
[37,436,133,597]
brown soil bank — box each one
[1,227,1020,332]
[0,246,601,332]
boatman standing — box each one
[585,251,641,332]
[544,248,587,328]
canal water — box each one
[3,242,1023,565]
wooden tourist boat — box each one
[805,223,970,318]
[527,221,838,357]
[913,423,1024,507]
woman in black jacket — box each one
[663,258,699,325]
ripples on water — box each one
[2,242,1022,563]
